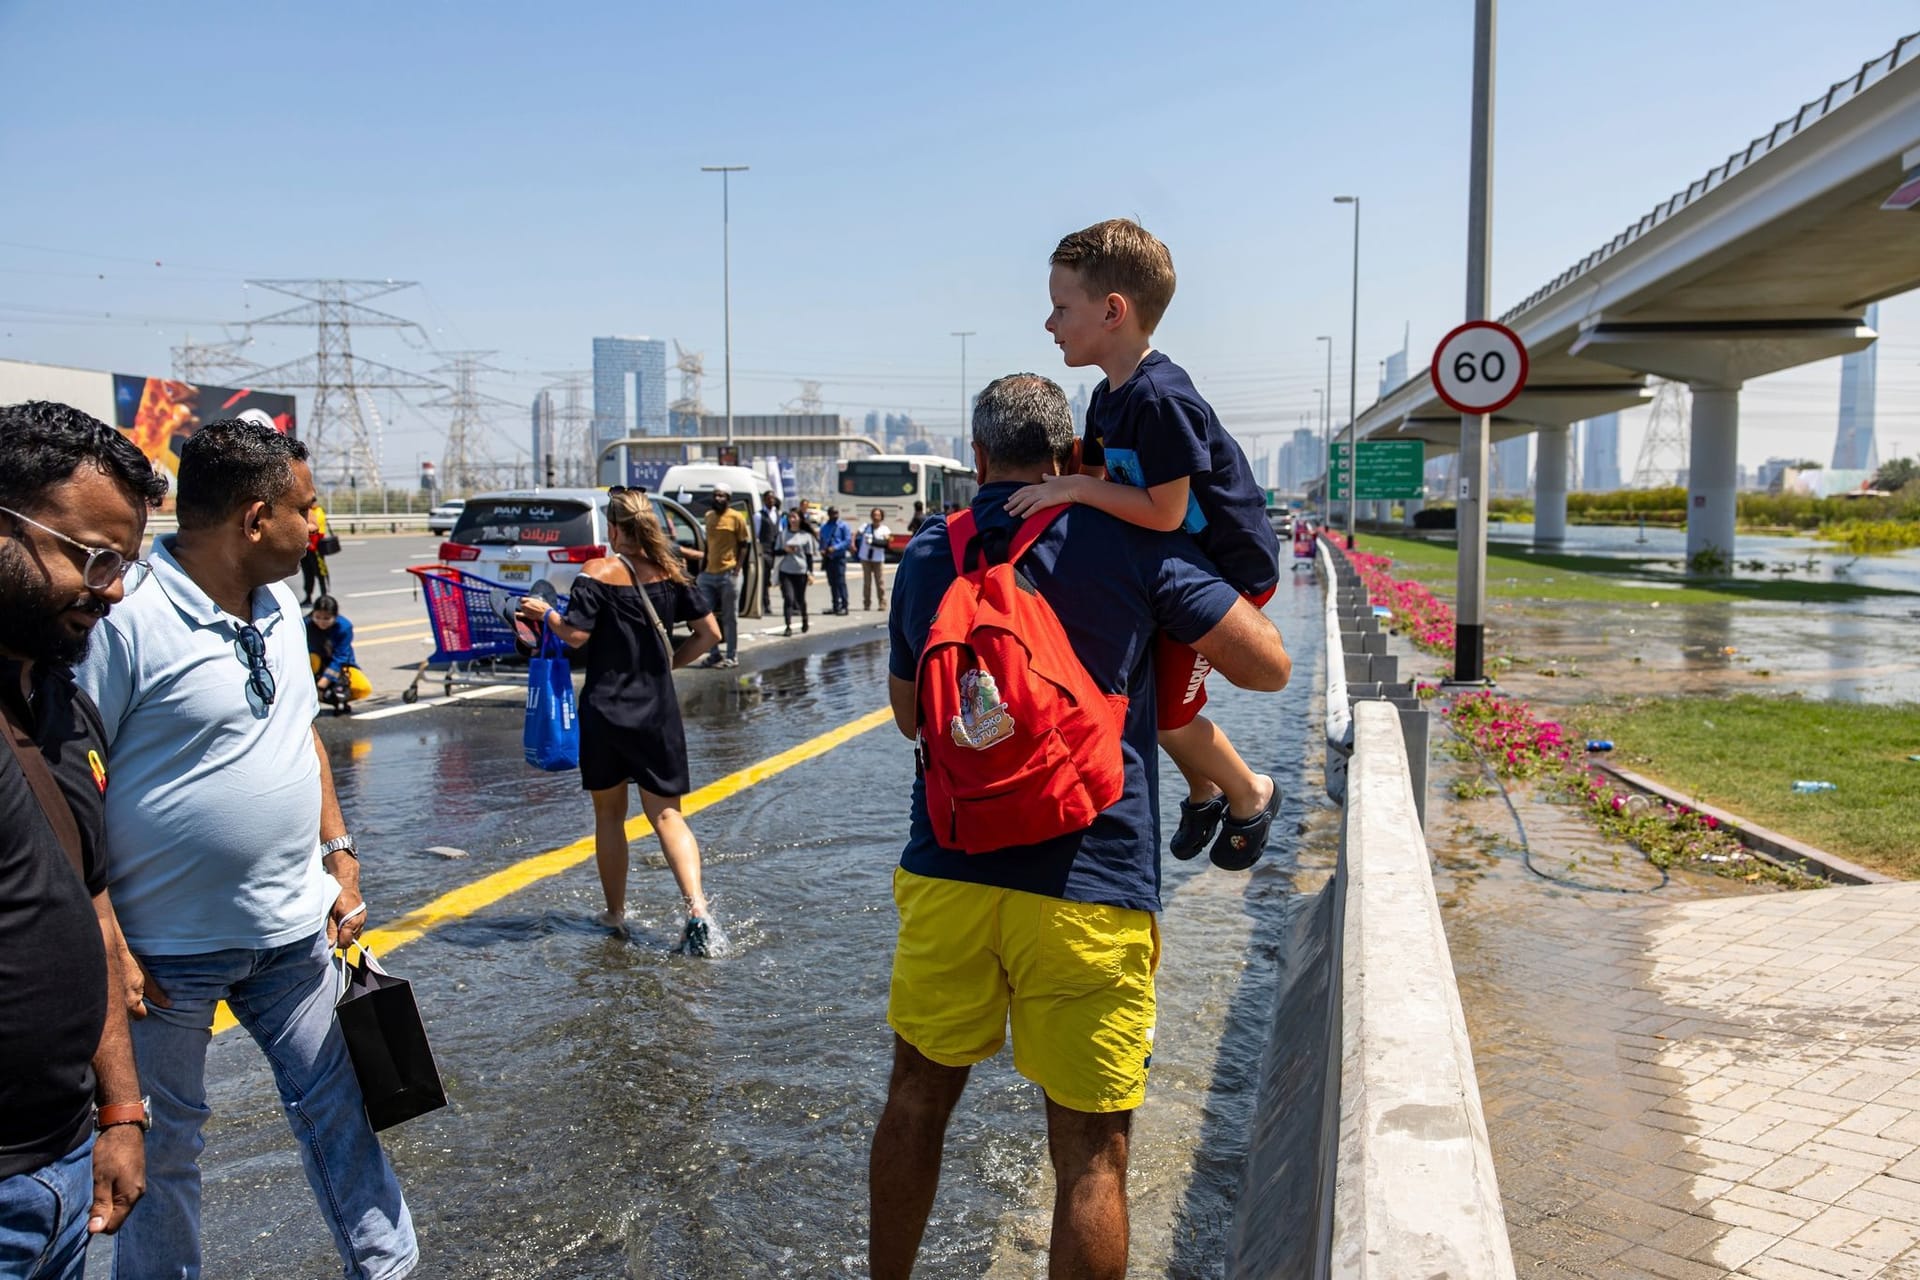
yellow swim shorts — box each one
[887,867,1160,1113]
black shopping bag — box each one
[335,948,447,1131]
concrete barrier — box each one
[1320,538,1352,804]
[1230,541,1503,1276]
[1330,702,1515,1279]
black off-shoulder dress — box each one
[563,574,712,796]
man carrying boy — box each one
[1008,218,1284,867]
[871,374,1291,1279]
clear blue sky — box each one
[3,0,1916,475]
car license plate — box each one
[499,563,531,583]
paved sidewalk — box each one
[1459,879,1920,1279]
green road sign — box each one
[1330,440,1426,501]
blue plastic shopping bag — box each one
[523,632,579,771]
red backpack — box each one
[915,506,1128,854]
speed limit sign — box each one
[1431,320,1528,415]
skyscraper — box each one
[1378,323,1410,400]
[530,389,555,483]
[592,336,668,482]
[1832,302,1879,471]
[1493,435,1530,497]
[1069,383,1091,433]
[1581,412,1622,492]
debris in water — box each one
[424,845,470,859]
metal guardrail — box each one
[1502,30,1920,322]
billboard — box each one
[112,376,297,477]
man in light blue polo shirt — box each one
[74,419,415,1279]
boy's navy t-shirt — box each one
[1082,351,1280,596]
[887,484,1240,913]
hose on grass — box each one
[1453,726,1670,896]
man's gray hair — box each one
[971,374,1075,470]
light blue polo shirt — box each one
[73,536,331,955]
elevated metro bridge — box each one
[1355,31,1920,561]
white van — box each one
[658,464,771,519]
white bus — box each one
[835,455,978,551]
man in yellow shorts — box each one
[868,374,1292,1279]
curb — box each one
[1589,761,1893,886]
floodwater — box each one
[1393,522,1920,706]
[107,567,1336,1277]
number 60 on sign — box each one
[1430,320,1528,416]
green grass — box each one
[1577,694,1920,877]
[1361,534,1913,605]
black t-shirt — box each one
[0,660,110,1178]
[1082,351,1280,596]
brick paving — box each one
[1448,870,1920,1279]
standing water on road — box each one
[147,565,1334,1277]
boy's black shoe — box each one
[1170,794,1229,861]
[1211,778,1282,871]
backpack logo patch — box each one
[949,668,1015,751]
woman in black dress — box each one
[516,490,723,953]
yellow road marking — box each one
[210,706,894,1035]
[349,618,424,635]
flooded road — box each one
[123,563,1334,1277]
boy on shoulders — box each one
[1008,218,1283,868]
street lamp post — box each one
[1453,0,1497,683]
[1316,334,1334,521]
[1333,196,1360,548]
[700,164,749,452]
[951,331,975,444]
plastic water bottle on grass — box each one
[1791,780,1837,793]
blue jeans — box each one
[0,1132,93,1280]
[823,554,848,613]
[698,570,739,660]
[114,932,415,1280]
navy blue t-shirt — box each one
[1082,351,1280,596]
[886,484,1241,913]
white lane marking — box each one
[351,684,522,722]
[357,632,431,649]
[347,587,417,599]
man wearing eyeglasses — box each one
[0,401,163,1280]
[73,418,416,1279]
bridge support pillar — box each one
[1534,426,1569,549]
[1403,497,1423,527]
[1686,384,1741,569]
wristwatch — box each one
[320,835,358,861]
[97,1097,152,1132]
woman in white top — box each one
[777,509,817,635]
[855,506,892,611]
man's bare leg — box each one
[1044,1098,1132,1280]
[869,1037,970,1280]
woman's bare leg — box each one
[590,784,631,916]
[639,788,709,918]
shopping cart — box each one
[400,564,567,704]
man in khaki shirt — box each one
[696,486,750,668]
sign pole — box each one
[1454,0,1496,684]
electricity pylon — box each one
[426,352,517,494]
[241,279,440,490]
[1631,380,1691,489]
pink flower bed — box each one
[1348,551,1455,655]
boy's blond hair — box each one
[1050,219,1177,335]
